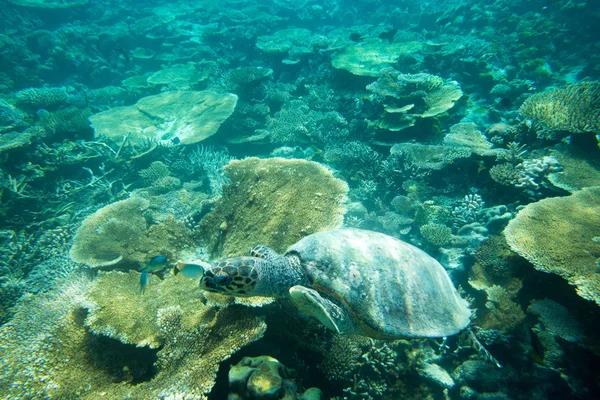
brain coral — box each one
[197,157,348,257]
[504,187,600,305]
[519,82,600,135]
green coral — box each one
[504,187,600,305]
[490,163,520,186]
[15,86,69,110]
[419,223,452,248]
[39,107,92,137]
[197,157,348,257]
[366,69,463,133]
[547,147,600,193]
[519,82,600,135]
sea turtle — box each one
[177,228,471,339]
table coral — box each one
[197,157,348,257]
[332,41,422,77]
[89,90,238,146]
[504,187,600,305]
[69,196,195,268]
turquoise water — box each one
[1,0,599,399]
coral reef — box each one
[504,187,600,305]
[519,82,600,137]
[89,91,238,146]
[332,41,422,77]
[69,196,194,268]
[228,356,323,400]
[197,158,348,257]
[367,70,463,133]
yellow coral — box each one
[84,271,210,348]
[504,187,600,305]
[519,82,600,134]
[70,196,195,269]
[197,157,348,257]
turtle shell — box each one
[285,228,470,338]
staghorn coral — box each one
[519,82,600,136]
[171,145,233,196]
[197,158,348,257]
[452,193,485,228]
[504,187,600,305]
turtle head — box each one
[200,257,260,297]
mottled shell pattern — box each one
[286,228,471,338]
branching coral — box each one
[420,223,453,248]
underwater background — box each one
[1,0,600,399]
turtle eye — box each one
[214,274,232,286]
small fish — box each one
[139,256,168,295]
[171,136,181,145]
[527,326,546,364]
[36,109,51,118]
[173,260,208,279]
[349,32,362,42]
[497,97,513,109]
[116,48,132,62]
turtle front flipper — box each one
[250,245,279,260]
[289,285,360,335]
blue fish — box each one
[139,256,168,295]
